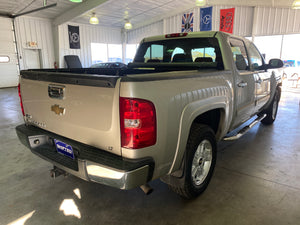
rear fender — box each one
[168,96,230,174]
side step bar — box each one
[223,114,266,141]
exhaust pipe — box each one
[50,166,67,179]
[140,184,153,195]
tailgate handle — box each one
[48,84,65,99]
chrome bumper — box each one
[86,161,149,189]
[48,158,150,190]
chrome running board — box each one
[223,114,267,141]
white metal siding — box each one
[58,23,122,68]
[254,7,300,36]
[127,21,164,44]
[15,16,55,70]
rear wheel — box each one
[261,88,280,125]
[169,124,217,199]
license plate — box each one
[54,139,75,159]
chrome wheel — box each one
[191,139,212,186]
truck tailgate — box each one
[20,72,122,156]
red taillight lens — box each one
[120,97,156,149]
[18,83,25,116]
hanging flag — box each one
[181,13,194,32]
[68,25,80,49]
[219,8,235,34]
[200,6,213,31]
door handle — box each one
[48,84,65,99]
[238,81,248,88]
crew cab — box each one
[16,31,283,198]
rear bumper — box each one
[16,124,154,190]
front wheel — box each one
[169,124,217,199]
[261,88,280,125]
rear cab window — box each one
[133,37,223,70]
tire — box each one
[261,88,280,125]
[169,124,217,199]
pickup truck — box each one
[16,31,283,199]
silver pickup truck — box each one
[16,31,283,199]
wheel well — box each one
[192,109,222,134]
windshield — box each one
[133,37,223,69]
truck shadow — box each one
[21,174,194,225]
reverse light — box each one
[18,83,25,116]
[165,33,188,38]
[120,97,156,149]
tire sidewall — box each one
[271,89,279,120]
[261,87,280,125]
[185,125,217,197]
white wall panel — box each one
[254,7,300,36]
[127,21,164,44]
[15,16,55,70]
[58,23,122,68]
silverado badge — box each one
[51,104,65,115]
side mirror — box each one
[267,59,284,69]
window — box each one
[254,35,282,62]
[281,34,300,61]
[144,44,164,62]
[134,37,223,69]
[0,56,10,63]
[126,44,139,64]
[191,47,216,62]
[91,43,123,65]
[229,38,249,71]
[171,47,184,61]
[91,43,107,64]
[247,43,263,71]
[108,44,122,62]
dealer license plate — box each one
[54,139,75,159]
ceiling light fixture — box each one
[195,0,206,7]
[89,13,99,25]
[69,0,82,3]
[292,0,300,9]
[124,21,132,30]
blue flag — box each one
[200,6,212,31]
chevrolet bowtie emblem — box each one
[51,104,65,115]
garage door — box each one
[0,18,19,88]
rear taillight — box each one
[18,83,25,116]
[120,97,156,149]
